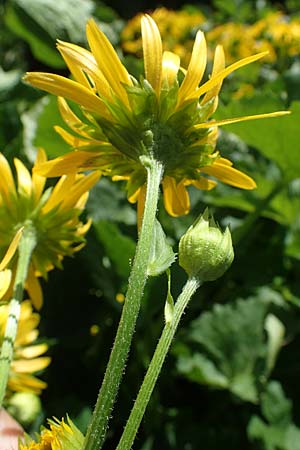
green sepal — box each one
[147,219,176,277]
[164,269,174,325]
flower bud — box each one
[179,209,234,281]
[6,392,41,426]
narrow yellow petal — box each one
[190,177,217,190]
[194,110,290,129]
[141,14,163,95]
[32,149,47,201]
[177,30,207,106]
[194,51,269,99]
[25,267,43,310]
[201,45,225,113]
[57,97,95,139]
[162,51,180,88]
[0,269,12,299]
[0,153,17,202]
[18,343,48,359]
[57,40,113,100]
[162,176,190,217]
[61,171,101,210]
[24,72,107,115]
[201,161,257,189]
[54,125,93,148]
[86,19,132,105]
[11,357,51,373]
[34,151,102,177]
[14,158,32,196]
[43,174,76,213]
[0,227,23,271]
[8,373,47,393]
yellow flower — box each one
[24,16,288,218]
[19,416,84,450]
[0,300,50,398]
[0,150,100,308]
[121,7,206,67]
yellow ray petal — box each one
[24,72,108,115]
[201,45,225,114]
[194,110,290,129]
[14,158,32,197]
[17,343,48,359]
[11,357,51,373]
[193,51,269,100]
[190,177,217,190]
[34,151,102,177]
[57,97,95,139]
[0,153,17,202]
[0,269,12,299]
[57,40,112,100]
[0,227,23,271]
[141,14,163,95]
[8,374,47,393]
[177,30,207,106]
[43,174,76,213]
[32,149,47,201]
[61,171,100,210]
[86,19,132,105]
[201,161,256,189]
[162,51,180,88]
[162,176,190,217]
[54,126,93,149]
[25,267,43,310]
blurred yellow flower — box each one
[0,150,100,308]
[0,300,50,398]
[24,16,288,217]
[19,416,84,450]
[122,7,206,67]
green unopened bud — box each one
[6,392,41,426]
[179,209,234,281]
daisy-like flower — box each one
[24,16,288,218]
[0,149,100,308]
[19,416,84,450]
[0,300,50,398]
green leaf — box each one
[216,96,300,181]
[147,220,176,277]
[5,0,95,68]
[93,220,135,279]
[176,298,284,403]
[248,381,300,450]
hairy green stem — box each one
[116,277,200,450]
[0,224,37,407]
[82,159,164,450]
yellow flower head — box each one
[0,300,50,398]
[0,150,100,308]
[24,16,288,217]
[19,416,84,450]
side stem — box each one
[82,159,164,450]
[0,225,37,406]
[116,277,200,450]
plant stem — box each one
[0,224,37,407]
[82,159,163,450]
[116,277,200,450]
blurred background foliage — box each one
[1,0,300,449]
